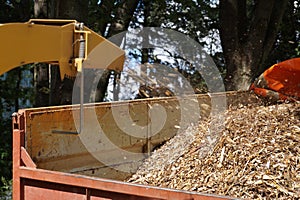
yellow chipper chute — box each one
[0,19,125,134]
[0,19,124,79]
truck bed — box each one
[13,91,260,199]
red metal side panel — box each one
[13,113,25,200]
[18,167,233,200]
[23,179,86,200]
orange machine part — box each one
[251,58,300,100]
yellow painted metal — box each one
[0,19,124,79]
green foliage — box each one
[0,116,12,199]
[296,44,300,56]
[0,0,33,23]
[132,0,219,46]
[0,177,12,199]
[0,66,33,198]
[0,1,33,197]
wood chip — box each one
[128,102,300,199]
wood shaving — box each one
[128,102,300,199]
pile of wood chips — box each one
[128,102,300,199]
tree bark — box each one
[219,0,288,91]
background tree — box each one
[266,0,300,66]
[33,0,140,104]
[33,0,89,106]
[219,0,289,90]
[93,0,140,102]
[0,0,32,196]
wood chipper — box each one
[0,19,281,199]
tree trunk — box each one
[56,0,88,22]
[219,0,288,91]
[34,0,48,18]
[95,0,139,102]
[34,0,138,104]
[95,0,115,35]
[107,0,140,37]
[34,1,50,107]
[34,64,50,106]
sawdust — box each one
[128,102,300,199]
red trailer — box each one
[11,91,259,200]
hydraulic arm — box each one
[0,19,124,79]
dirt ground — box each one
[128,102,300,199]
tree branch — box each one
[97,0,115,35]
[219,0,239,56]
[261,0,289,66]
[237,0,248,43]
[107,0,139,37]
[247,0,274,54]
